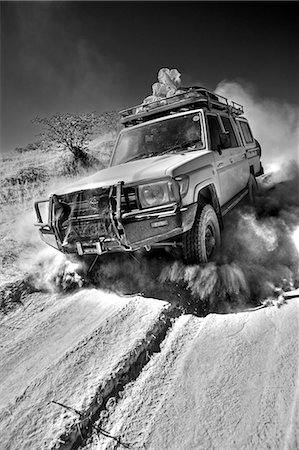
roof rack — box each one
[120,87,244,126]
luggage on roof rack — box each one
[120,86,244,126]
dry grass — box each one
[0,134,115,225]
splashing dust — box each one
[22,163,299,314]
[26,248,84,293]
[160,162,299,312]
[84,163,299,314]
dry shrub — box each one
[11,166,49,185]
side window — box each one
[207,115,222,150]
[239,121,254,144]
[233,118,245,145]
[221,116,238,147]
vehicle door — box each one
[206,113,234,205]
[220,115,249,195]
[236,118,261,175]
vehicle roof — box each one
[120,87,244,127]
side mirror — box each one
[219,131,231,150]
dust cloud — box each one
[23,169,299,314]
[216,80,299,172]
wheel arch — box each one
[195,183,223,229]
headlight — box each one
[138,180,176,208]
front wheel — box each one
[182,203,221,264]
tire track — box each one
[53,305,181,450]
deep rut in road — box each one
[53,305,181,450]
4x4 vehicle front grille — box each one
[52,185,140,247]
[58,186,139,219]
[59,188,111,218]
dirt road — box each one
[0,289,172,449]
[91,299,298,450]
[0,287,298,450]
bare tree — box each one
[33,111,122,166]
[33,113,99,162]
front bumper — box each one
[34,185,197,256]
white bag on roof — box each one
[158,68,181,92]
[141,68,182,106]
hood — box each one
[54,151,209,195]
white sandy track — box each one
[0,289,167,450]
[92,299,299,450]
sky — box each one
[1,1,298,151]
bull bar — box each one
[34,180,194,256]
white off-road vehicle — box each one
[35,87,263,263]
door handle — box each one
[217,162,224,168]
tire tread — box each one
[183,202,209,264]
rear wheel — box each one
[182,203,221,264]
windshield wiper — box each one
[125,139,202,163]
[183,138,203,149]
[161,138,203,155]
[125,152,159,163]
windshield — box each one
[110,112,204,166]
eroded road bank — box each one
[87,299,298,450]
[0,288,298,450]
[0,289,178,449]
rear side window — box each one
[239,121,254,144]
[221,116,238,147]
[207,115,222,150]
